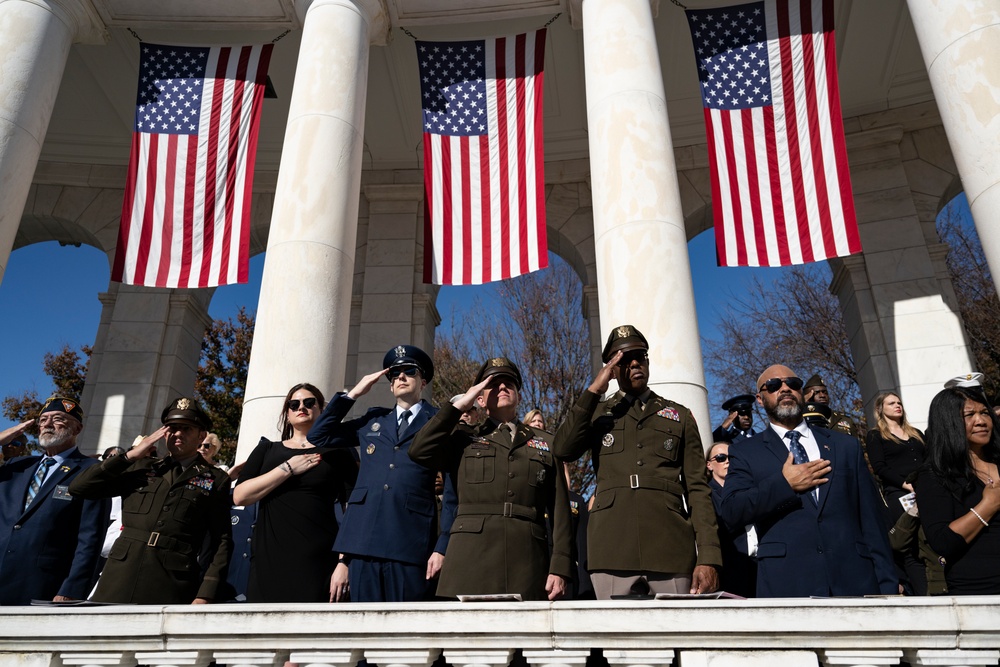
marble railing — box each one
[2,598,999,667]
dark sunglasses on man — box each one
[759,376,804,393]
[710,453,729,463]
[388,366,421,382]
[616,350,649,367]
[288,397,318,411]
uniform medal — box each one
[602,433,614,447]
[366,443,376,455]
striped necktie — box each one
[786,431,818,503]
[25,458,56,510]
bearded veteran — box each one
[69,397,232,604]
[553,325,722,598]
[410,357,573,600]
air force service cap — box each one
[721,394,756,413]
[383,345,434,381]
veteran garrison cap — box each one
[602,324,649,362]
[161,397,212,431]
[944,372,985,389]
[721,394,756,412]
[39,396,84,423]
[383,345,434,382]
[475,357,523,391]
[803,374,827,390]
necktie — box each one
[786,431,818,503]
[398,409,411,437]
[498,423,513,446]
[25,458,56,510]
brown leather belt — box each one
[121,527,194,555]
[457,502,538,521]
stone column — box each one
[237,0,389,460]
[902,649,1000,667]
[442,650,514,667]
[0,0,105,285]
[79,283,212,455]
[905,1,1000,294]
[830,126,974,429]
[580,0,712,444]
[349,184,439,415]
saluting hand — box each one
[0,420,33,447]
[348,368,389,400]
[452,376,494,412]
[781,452,831,493]
[588,351,623,396]
[127,426,169,461]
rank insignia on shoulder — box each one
[602,433,614,447]
[371,423,381,432]
[527,438,549,451]
[366,443,376,455]
[657,407,680,421]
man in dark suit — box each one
[0,398,108,605]
[70,397,232,604]
[719,364,897,597]
[308,345,453,602]
[410,357,572,601]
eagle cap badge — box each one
[177,398,191,410]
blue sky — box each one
[0,226,775,433]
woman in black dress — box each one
[866,391,926,593]
[233,383,356,602]
[914,387,1000,595]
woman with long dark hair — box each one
[914,387,1000,594]
[233,383,356,602]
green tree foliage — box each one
[2,344,91,440]
[195,307,254,464]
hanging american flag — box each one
[686,0,861,267]
[418,31,548,285]
[112,43,272,288]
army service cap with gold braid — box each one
[161,397,212,430]
[602,324,649,362]
[475,357,523,390]
[39,396,84,423]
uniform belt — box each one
[608,475,685,496]
[457,502,538,521]
[121,527,194,555]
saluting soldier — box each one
[553,325,722,598]
[410,357,573,601]
[307,345,453,602]
[69,397,231,604]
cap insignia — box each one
[489,358,505,367]
[177,398,191,410]
[615,326,630,339]
[61,400,76,413]
[394,345,407,358]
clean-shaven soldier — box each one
[308,345,453,602]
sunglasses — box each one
[288,397,318,411]
[389,367,420,381]
[710,454,729,463]
[735,408,752,416]
[616,350,649,366]
[759,376,804,394]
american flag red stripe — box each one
[419,30,548,285]
[688,0,860,267]
[112,43,272,288]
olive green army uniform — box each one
[410,403,573,600]
[69,454,232,603]
[553,389,722,575]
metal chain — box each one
[667,0,689,9]
[127,27,142,42]
[271,29,291,43]
[400,26,419,40]
[542,12,562,28]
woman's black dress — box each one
[236,437,352,602]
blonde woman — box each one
[524,409,546,431]
[866,391,926,594]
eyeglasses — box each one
[617,350,649,366]
[37,415,71,427]
[710,454,729,463]
[389,367,420,382]
[759,377,804,393]
[288,397,318,411]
